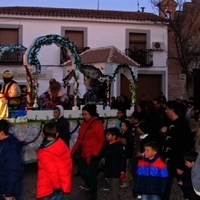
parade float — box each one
[0,34,138,163]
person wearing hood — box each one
[52,105,70,146]
[115,107,129,132]
[103,127,126,200]
[0,119,25,200]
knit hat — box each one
[2,69,14,78]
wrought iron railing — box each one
[125,48,153,67]
[0,52,23,65]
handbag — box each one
[73,119,96,159]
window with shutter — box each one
[129,33,146,50]
[65,30,84,53]
[0,28,22,64]
[127,32,153,67]
[60,30,84,63]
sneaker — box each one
[120,183,129,188]
[79,185,89,191]
[103,182,111,191]
[137,195,141,199]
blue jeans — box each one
[38,191,64,200]
[141,194,161,200]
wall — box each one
[0,15,168,98]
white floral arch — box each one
[23,34,81,108]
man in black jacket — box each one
[161,100,192,200]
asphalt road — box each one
[24,163,185,200]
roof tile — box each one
[0,6,166,22]
[63,46,139,66]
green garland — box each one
[108,64,138,106]
[27,34,81,74]
[0,44,27,60]
[109,63,138,82]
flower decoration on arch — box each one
[0,44,27,60]
[26,34,82,74]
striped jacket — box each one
[134,155,168,195]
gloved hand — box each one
[90,154,97,161]
[119,172,126,180]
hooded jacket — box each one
[52,105,70,146]
[0,134,24,199]
[37,138,72,198]
[72,117,105,164]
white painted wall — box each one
[0,17,168,67]
[0,15,168,97]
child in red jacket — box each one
[37,122,73,200]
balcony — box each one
[125,48,153,67]
[0,52,23,65]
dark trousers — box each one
[164,171,175,200]
[38,191,64,200]
[108,178,120,200]
[78,157,100,199]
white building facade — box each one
[0,7,168,101]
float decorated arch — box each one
[107,64,138,107]
[23,34,81,109]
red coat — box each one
[72,117,105,164]
[37,138,73,198]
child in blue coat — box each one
[134,141,168,200]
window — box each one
[65,30,84,52]
[61,27,87,63]
[129,33,147,65]
[165,11,171,19]
[126,32,153,67]
[0,28,22,64]
[60,30,84,63]
[129,33,146,50]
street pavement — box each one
[24,163,185,200]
